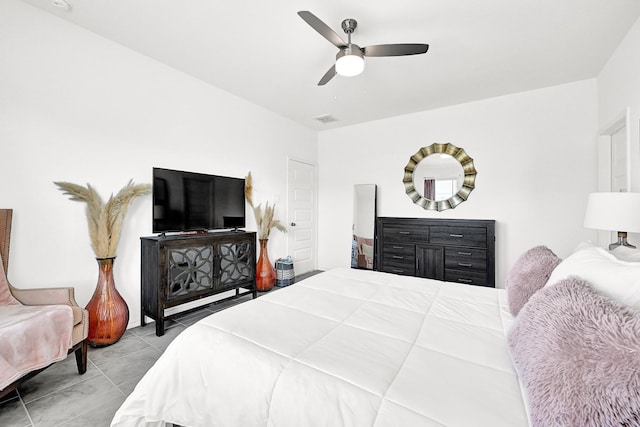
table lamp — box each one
[583,192,640,250]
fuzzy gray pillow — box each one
[505,245,561,316]
[508,277,640,427]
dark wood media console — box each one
[140,231,257,336]
[376,217,496,287]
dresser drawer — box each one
[383,254,415,267]
[445,247,487,260]
[382,242,414,255]
[430,226,487,248]
[380,264,416,276]
[445,259,486,273]
[381,242,415,276]
[381,226,428,243]
[382,250,415,266]
[445,247,487,272]
[445,269,488,287]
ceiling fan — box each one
[298,11,429,86]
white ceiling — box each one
[19,0,640,130]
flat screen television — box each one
[152,168,246,233]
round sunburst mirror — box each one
[403,143,477,211]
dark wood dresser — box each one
[376,217,495,287]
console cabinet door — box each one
[165,243,216,301]
[218,241,254,287]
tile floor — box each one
[0,271,321,427]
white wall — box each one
[597,15,640,243]
[318,80,599,286]
[0,0,317,326]
[0,0,620,317]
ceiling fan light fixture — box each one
[335,46,365,77]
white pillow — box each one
[610,245,640,263]
[571,240,640,262]
[546,246,640,310]
[571,240,596,253]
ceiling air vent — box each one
[313,114,339,124]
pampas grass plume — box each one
[55,180,151,258]
[245,172,286,240]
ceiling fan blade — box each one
[363,44,429,57]
[298,11,347,49]
[318,65,336,86]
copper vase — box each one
[256,239,276,291]
[85,257,129,347]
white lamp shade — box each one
[336,54,365,76]
[584,192,640,233]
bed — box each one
[112,245,640,427]
[112,268,529,426]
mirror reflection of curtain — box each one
[352,184,377,270]
[423,178,436,200]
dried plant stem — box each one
[245,172,286,240]
[55,180,151,258]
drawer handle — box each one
[392,269,404,273]
[392,246,404,249]
[450,234,464,238]
[458,263,473,267]
[398,231,411,235]
[458,278,473,283]
[457,252,472,256]
[392,255,404,259]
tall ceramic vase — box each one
[256,239,276,291]
[85,257,129,347]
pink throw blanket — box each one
[0,304,73,391]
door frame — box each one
[286,156,318,273]
[597,107,631,246]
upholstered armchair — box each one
[0,209,88,398]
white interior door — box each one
[287,159,317,275]
[611,127,628,192]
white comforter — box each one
[112,268,529,427]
